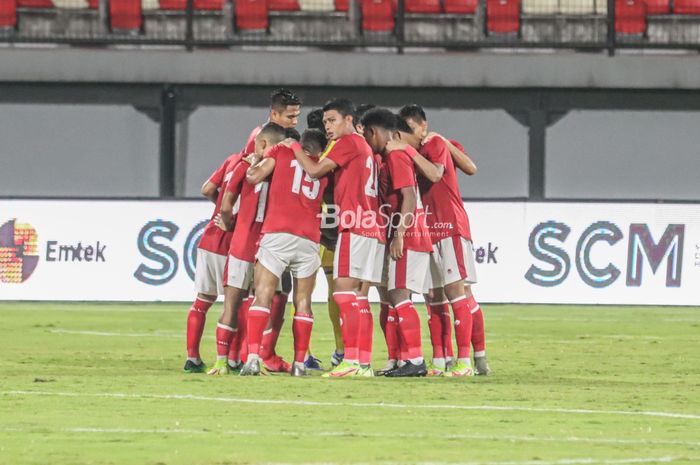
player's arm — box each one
[284,138,337,179]
[219,190,239,231]
[412,152,444,183]
[246,157,276,185]
[426,133,477,175]
[201,181,219,203]
[390,186,417,261]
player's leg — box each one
[323,248,344,367]
[228,294,252,372]
[290,274,316,377]
[209,285,247,375]
[261,272,291,373]
[465,285,491,376]
[384,250,430,378]
[241,262,278,376]
[424,287,449,376]
[356,281,374,376]
[185,249,225,373]
[375,285,399,375]
[441,236,478,377]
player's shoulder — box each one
[423,135,448,152]
[449,139,465,152]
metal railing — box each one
[1,0,700,54]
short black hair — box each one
[306,108,325,132]
[257,122,287,145]
[396,116,413,134]
[323,98,355,119]
[355,103,377,124]
[398,104,427,123]
[285,127,301,141]
[270,88,301,112]
[301,129,328,155]
[360,108,397,132]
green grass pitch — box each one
[0,302,698,465]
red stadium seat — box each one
[444,0,477,13]
[362,0,394,31]
[269,0,300,10]
[17,0,53,7]
[486,0,520,33]
[405,0,441,13]
[235,0,268,30]
[645,0,669,14]
[674,0,700,14]
[0,0,17,27]
[110,0,142,30]
[335,0,348,10]
[615,0,645,34]
[87,0,98,8]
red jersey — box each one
[243,125,262,155]
[325,133,382,240]
[261,145,328,243]
[198,153,242,255]
[419,137,472,242]
[226,160,269,262]
[381,149,432,253]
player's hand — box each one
[422,132,443,145]
[385,140,408,153]
[390,235,404,261]
[244,153,260,166]
[214,213,228,232]
[278,138,297,148]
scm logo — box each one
[134,219,208,286]
[526,221,684,288]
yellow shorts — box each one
[320,245,335,270]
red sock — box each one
[395,300,423,360]
[380,302,397,360]
[427,302,447,360]
[215,323,235,357]
[228,296,251,362]
[186,297,214,359]
[468,295,486,354]
[262,293,287,360]
[451,296,473,360]
[440,305,454,360]
[357,297,373,365]
[333,292,360,363]
[292,312,314,363]
[246,304,271,356]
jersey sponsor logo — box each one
[0,219,39,284]
[526,220,685,289]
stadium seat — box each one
[362,0,394,31]
[0,0,17,27]
[110,0,142,30]
[615,0,645,33]
[522,0,557,15]
[674,0,700,14]
[335,0,347,10]
[405,0,442,13]
[269,0,300,10]
[235,0,268,29]
[559,0,595,14]
[443,0,477,13]
[645,0,669,14]
[487,0,520,33]
[17,0,54,8]
[157,0,224,9]
[299,0,335,10]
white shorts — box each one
[333,231,380,282]
[194,248,227,296]
[388,249,431,294]
[371,242,387,285]
[429,236,478,288]
[256,232,321,279]
[225,255,254,290]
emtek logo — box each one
[0,219,39,284]
[526,221,684,288]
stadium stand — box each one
[2,0,700,49]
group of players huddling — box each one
[183,89,491,378]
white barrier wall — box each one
[1,200,699,305]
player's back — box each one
[229,165,269,262]
[261,145,328,243]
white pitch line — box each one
[4,391,699,421]
[1,426,698,448]
[49,329,183,338]
[259,457,680,465]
